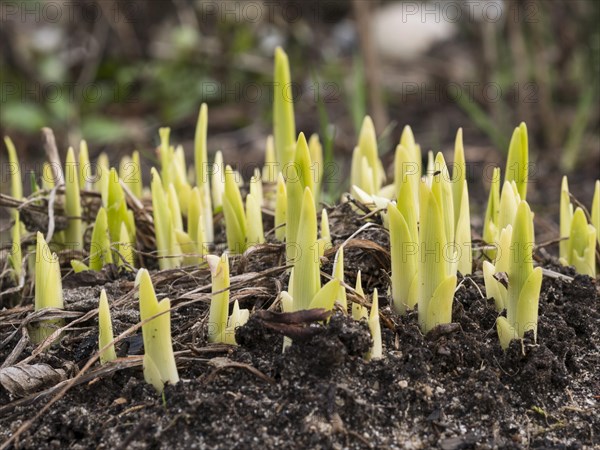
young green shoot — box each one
[309,134,323,203]
[273,47,297,168]
[498,181,521,232]
[250,168,264,207]
[159,127,172,188]
[565,208,597,277]
[452,128,466,225]
[418,180,457,334]
[455,180,472,275]
[483,167,501,259]
[496,200,542,350]
[206,254,230,343]
[117,223,135,269]
[31,232,64,344]
[262,135,277,184]
[96,153,110,206]
[138,268,179,393]
[8,213,23,283]
[431,153,456,274]
[211,150,225,213]
[483,225,513,311]
[505,122,529,200]
[88,208,113,271]
[98,289,117,364]
[350,117,386,196]
[4,137,23,205]
[388,179,418,314]
[188,186,208,259]
[246,193,265,246]
[394,144,419,212]
[151,168,181,269]
[194,104,214,242]
[106,168,130,244]
[286,133,314,263]
[223,165,248,253]
[78,140,90,192]
[560,176,573,260]
[308,278,341,312]
[290,187,321,311]
[592,180,600,246]
[275,173,287,242]
[400,125,421,180]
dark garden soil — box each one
[1,202,599,450]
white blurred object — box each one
[373,1,505,62]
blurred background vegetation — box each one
[1,0,599,210]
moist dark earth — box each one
[1,203,599,450]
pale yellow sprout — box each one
[285,133,314,263]
[89,208,113,271]
[224,300,250,345]
[30,232,64,344]
[138,269,179,392]
[565,208,597,277]
[273,47,297,168]
[194,104,215,242]
[173,230,195,266]
[98,289,117,364]
[78,140,90,191]
[418,181,457,334]
[262,135,277,184]
[290,188,321,311]
[452,128,466,224]
[308,133,323,203]
[317,208,331,257]
[4,137,23,204]
[151,168,181,270]
[206,254,230,343]
[275,173,287,242]
[592,180,600,246]
[505,123,529,200]
[496,201,541,350]
[65,147,83,251]
[158,127,172,188]
[388,180,418,314]
[431,153,456,275]
[559,176,573,261]
[394,144,419,210]
[8,213,23,282]
[455,180,472,275]
[246,193,265,246]
[332,246,348,311]
[483,225,513,311]
[280,290,294,352]
[223,165,248,253]
[308,279,341,312]
[498,181,521,232]
[400,125,421,179]
[351,151,376,195]
[483,167,501,258]
[211,150,225,213]
[167,184,184,231]
[352,272,368,320]
[117,223,135,269]
[367,289,382,360]
[250,168,264,206]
